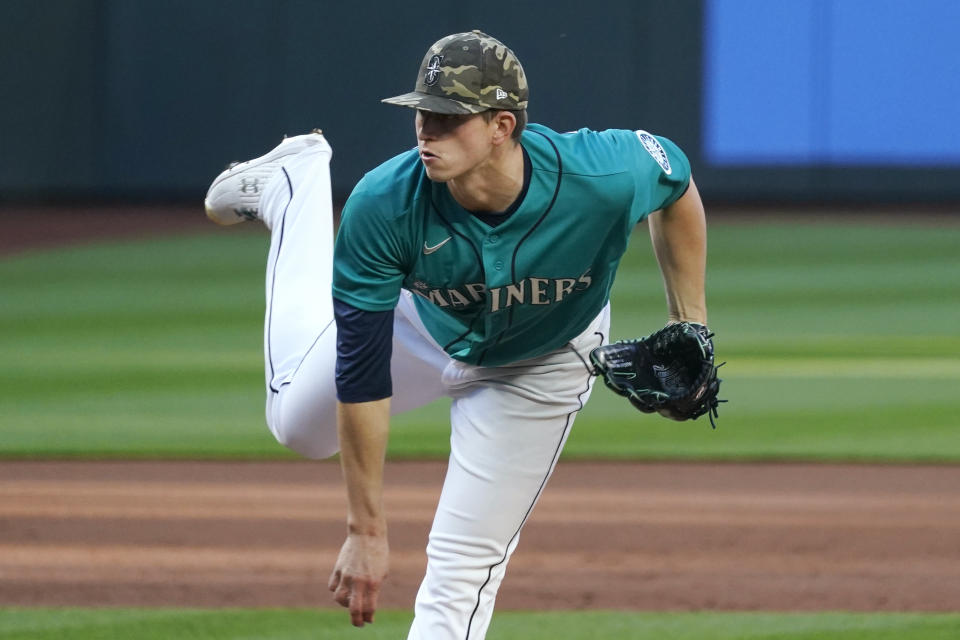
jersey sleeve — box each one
[626,130,692,222]
[332,189,408,312]
[334,298,393,403]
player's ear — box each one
[490,111,516,146]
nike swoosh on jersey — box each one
[423,237,452,254]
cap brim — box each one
[381,91,487,115]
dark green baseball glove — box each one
[589,322,724,427]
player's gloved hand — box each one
[589,322,725,427]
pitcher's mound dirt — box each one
[1,461,958,611]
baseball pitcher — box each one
[204,30,721,640]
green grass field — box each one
[1,219,958,461]
[0,609,958,640]
[1,218,958,637]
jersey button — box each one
[488,234,499,243]
[494,260,504,270]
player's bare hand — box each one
[328,532,389,627]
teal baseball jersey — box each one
[332,123,691,366]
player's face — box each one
[415,110,495,182]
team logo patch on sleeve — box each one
[636,130,672,175]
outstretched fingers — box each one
[328,567,383,627]
[347,576,382,626]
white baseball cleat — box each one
[204,129,326,226]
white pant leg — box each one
[260,142,448,459]
[407,305,610,640]
[261,139,340,458]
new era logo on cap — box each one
[496,88,508,100]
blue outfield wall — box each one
[2,0,958,204]
[704,0,960,167]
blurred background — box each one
[3,0,959,204]
[0,0,958,459]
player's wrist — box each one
[668,313,707,326]
[347,517,388,537]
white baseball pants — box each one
[259,135,609,639]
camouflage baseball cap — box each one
[382,30,528,114]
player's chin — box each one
[422,164,452,183]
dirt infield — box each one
[1,460,958,611]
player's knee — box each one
[418,532,508,618]
[426,532,504,576]
[266,399,339,460]
[271,422,339,460]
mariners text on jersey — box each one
[410,270,593,313]
[332,124,691,366]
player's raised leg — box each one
[205,133,450,460]
[259,135,343,457]
[407,307,609,640]
[205,131,340,457]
